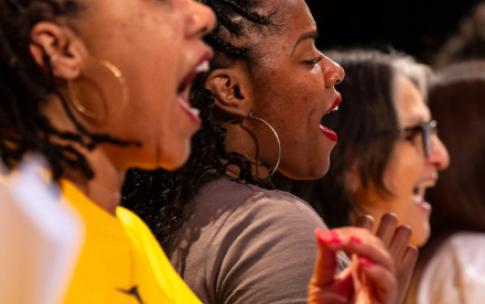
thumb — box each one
[312,228,340,287]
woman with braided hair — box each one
[123,0,410,303]
[0,0,215,302]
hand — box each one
[357,213,418,304]
[308,227,397,304]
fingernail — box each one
[315,229,341,245]
[350,235,363,244]
[359,258,373,268]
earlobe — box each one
[29,22,86,80]
[205,68,252,118]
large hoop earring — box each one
[246,112,281,176]
[68,59,129,124]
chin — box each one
[411,228,430,247]
[157,142,191,171]
[279,161,330,181]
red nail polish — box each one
[315,229,331,245]
[315,229,341,245]
[359,258,373,268]
[350,236,363,244]
[329,230,342,245]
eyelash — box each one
[303,56,323,66]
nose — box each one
[428,135,450,170]
[186,0,216,38]
[321,54,345,88]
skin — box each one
[208,0,344,180]
[206,0,405,302]
[352,75,449,246]
[358,213,418,304]
[28,0,215,213]
[310,226,397,304]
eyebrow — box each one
[402,116,430,128]
[292,29,319,54]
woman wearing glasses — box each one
[405,60,485,304]
[284,49,449,247]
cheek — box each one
[384,146,423,194]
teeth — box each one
[333,106,339,112]
[190,107,200,117]
[412,185,426,203]
[195,61,210,73]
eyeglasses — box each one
[400,120,437,158]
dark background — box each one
[308,0,481,63]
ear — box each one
[29,22,87,80]
[205,67,253,118]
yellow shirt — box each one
[61,180,201,304]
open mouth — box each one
[176,60,210,125]
[320,95,342,142]
[411,180,435,213]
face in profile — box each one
[35,0,215,172]
[355,75,449,246]
[253,0,344,179]
[225,0,345,180]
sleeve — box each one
[417,234,485,304]
[117,207,202,304]
[208,194,327,304]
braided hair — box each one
[0,0,134,180]
[122,0,275,249]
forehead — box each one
[394,75,430,127]
[251,0,316,63]
[273,0,315,26]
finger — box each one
[307,291,348,304]
[376,213,399,247]
[312,228,340,287]
[359,258,398,304]
[355,214,375,231]
[322,228,395,273]
[395,246,419,304]
[389,225,412,260]
[402,245,419,269]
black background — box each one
[308,0,481,63]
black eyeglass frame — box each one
[400,120,437,158]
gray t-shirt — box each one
[167,177,328,304]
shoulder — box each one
[418,232,485,304]
[116,207,202,304]
[192,177,326,228]
[188,180,325,303]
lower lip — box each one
[320,125,338,142]
[177,96,201,127]
[418,201,431,212]
[416,200,432,214]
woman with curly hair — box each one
[0,0,214,302]
[123,1,408,303]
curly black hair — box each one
[0,0,134,180]
[122,0,275,250]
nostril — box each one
[335,77,343,86]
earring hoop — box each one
[68,59,129,123]
[246,112,281,176]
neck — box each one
[67,150,123,215]
[43,94,123,215]
[224,123,272,181]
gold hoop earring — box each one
[68,59,129,124]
